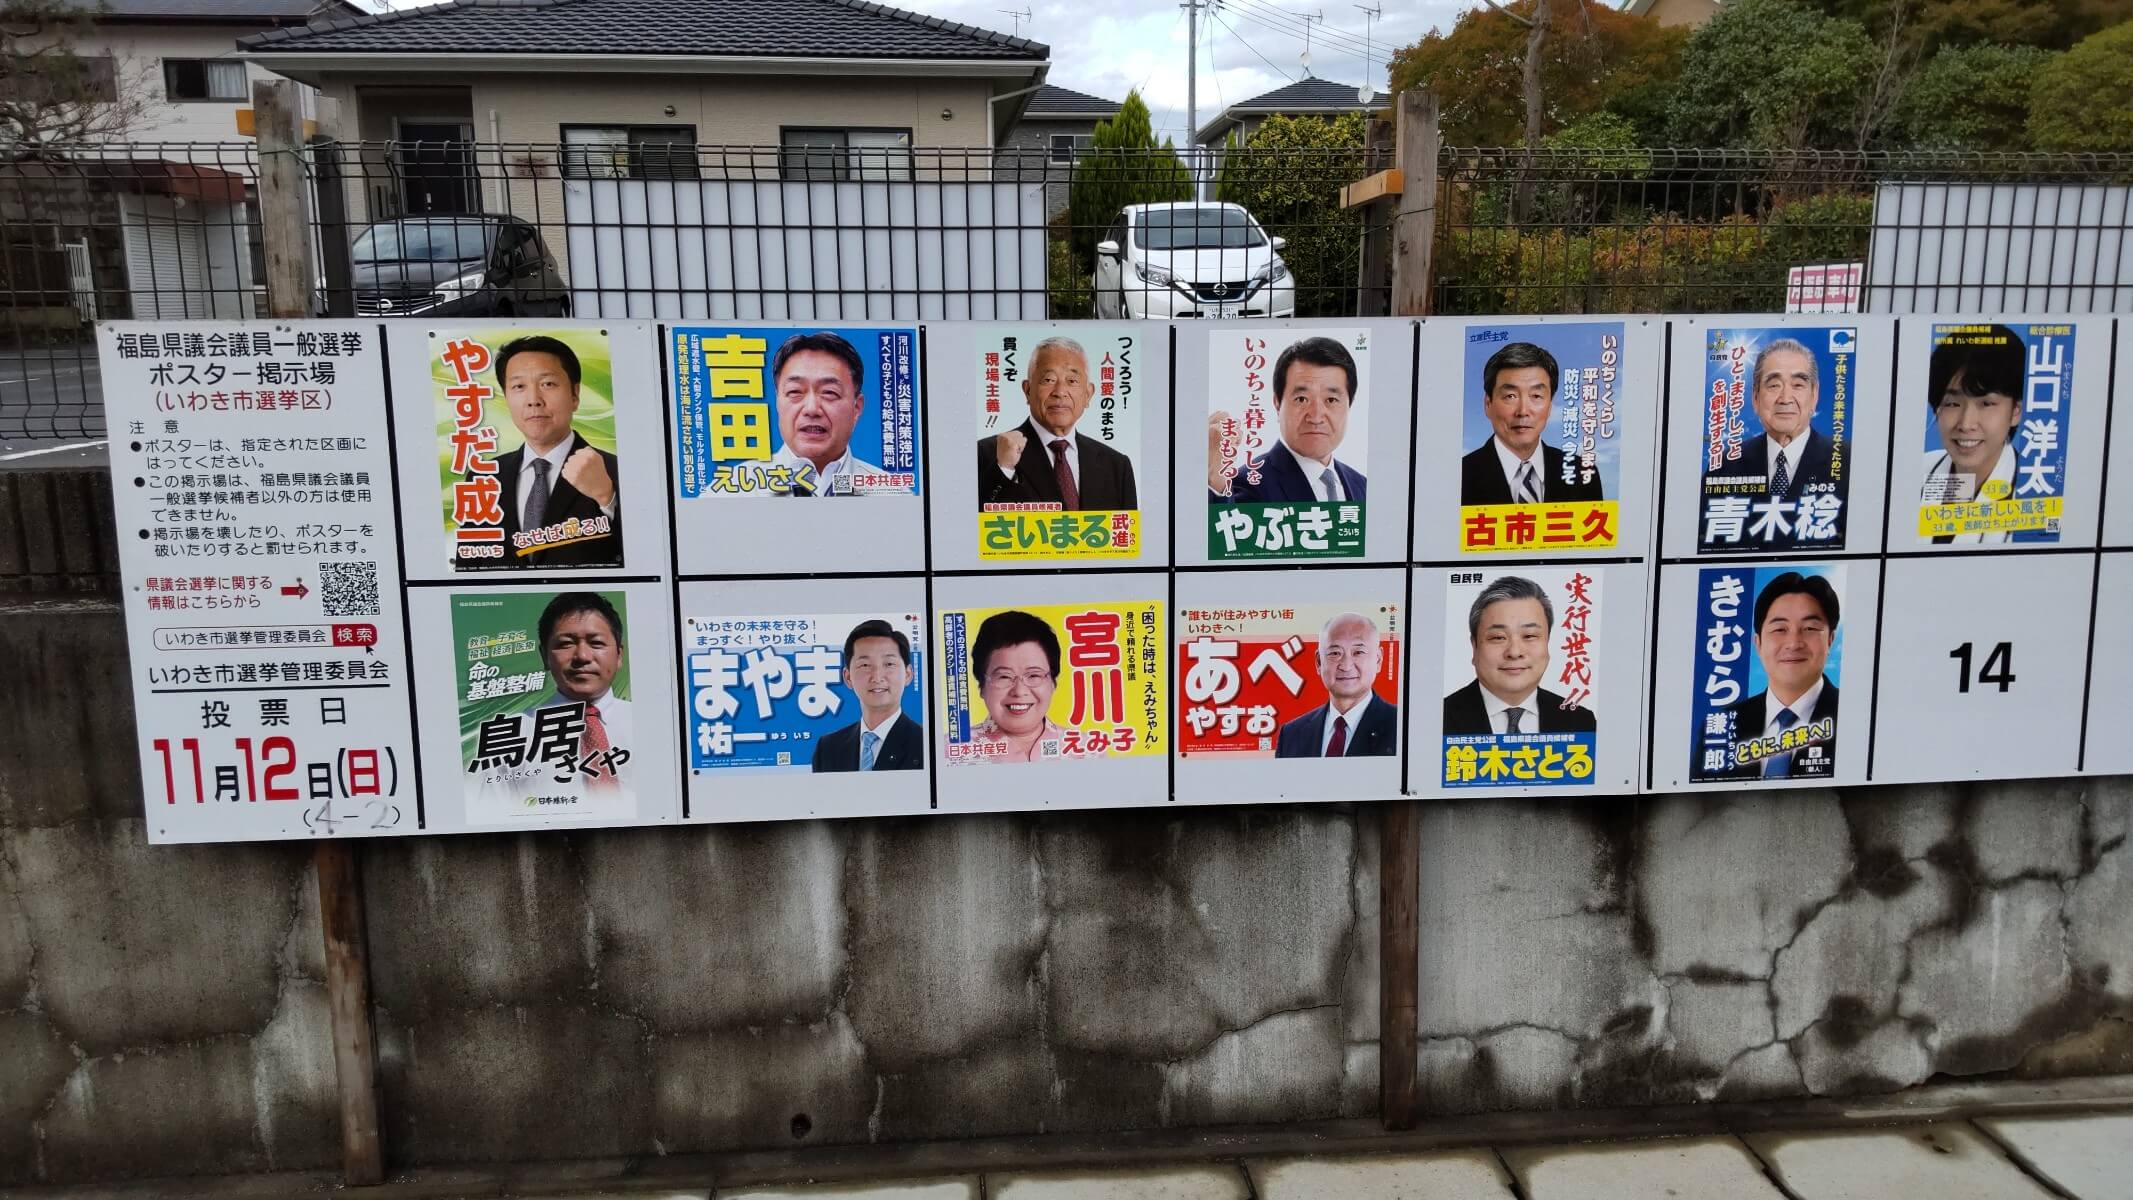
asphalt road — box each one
[0,344,111,467]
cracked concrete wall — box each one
[7,599,2132,1186]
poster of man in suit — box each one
[1440,570,1601,788]
[1456,323,1624,553]
[1205,328,1373,560]
[1689,566,1845,783]
[682,611,926,775]
[1698,326,1856,553]
[973,327,1143,560]
[433,328,624,570]
[1178,604,1401,759]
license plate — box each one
[1208,306,1244,319]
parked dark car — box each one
[344,215,570,317]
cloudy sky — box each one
[365,0,1474,144]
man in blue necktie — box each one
[811,619,924,772]
[1724,571,1841,780]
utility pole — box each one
[1184,0,1200,196]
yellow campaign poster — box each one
[971,326,1144,560]
[938,601,1166,764]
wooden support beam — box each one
[1379,800,1421,1130]
[1389,90,1440,317]
[1340,168,1405,210]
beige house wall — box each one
[1643,0,1720,28]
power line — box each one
[1214,9,1298,83]
[1224,0,1381,59]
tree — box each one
[1064,91,1191,265]
[1389,0,1685,145]
[0,0,150,155]
[2026,18,2133,150]
[1664,0,1880,150]
[1805,0,2133,52]
[1214,112,1368,316]
[1889,42,2055,149]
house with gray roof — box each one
[239,0,1050,214]
[999,83,1122,220]
[1192,76,1388,148]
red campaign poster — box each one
[1177,602,1402,758]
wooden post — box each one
[254,78,385,1187]
[1389,89,1440,317]
[1379,800,1421,1129]
[1355,117,1396,317]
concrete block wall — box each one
[2,587,2128,1186]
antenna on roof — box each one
[1297,8,1324,75]
[1352,2,1381,103]
[997,6,1033,36]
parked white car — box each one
[1093,202,1294,319]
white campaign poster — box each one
[99,322,419,844]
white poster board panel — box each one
[666,323,924,575]
[931,571,1167,812]
[2105,326,2133,549]
[928,323,1168,571]
[2084,552,2133,775]
[99,321,419,844]
[1173,569,1404,805]
[1174,320,1414,568]
[1886,315,2108,552]
[1407,563,1648,798]
[387,320,670,582]
[679,576,931,821]
[1872,553,2092,784]
[1660,316,1894,559]
[406,581,682,833]
[1650,561,1880,792]
[1413,316,1661,563]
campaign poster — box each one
[1916,322,2073,544]
[973,326,1142,559]
[683,612,925,773]
[671,325,920,499]
[1688,565,1846,784]
[449,590,640,824]
[432,326,623,570]
[1439,569,1601,789]
[1177,604,1401,757]
[1456,322,1624,553]
[938,601,1165,764]
[1205,327,1373,559]
[1697,326,1857,553]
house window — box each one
[779,128,914,182]
[1048,133,1093,164]
[560,125,700,180]
[163,58,248,102]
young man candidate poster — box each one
[1689,566,1845,783]
[1440,570,1601,788]
[973,327,1142,560]
[1917,322,2074,545]
[938,601,1166,764]
[671,326,920,499]
[452,590,638,823]
[1177,604,1401,758]
[1457,323,1624,553]
[433,328,623,570]
[682,612,925,772]
[1205,328,1373,559]
[1698,326,1856,553]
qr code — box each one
[320,561,380,616]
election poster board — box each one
[1175,320,1415,568]
[1413,317,1661,562]
[2084,553,2133,775]
[386,321,670,581]
[2106,332,2133,549]
[405,582,682,832]
[1889,317,2108,551]
[679,576,931,821]
[932,572,1168,811]
[100,322,419,844]
[1871,553,2093,783]
[927,323,1167,571]
[1649,562,1880,791]
[666,323,924,575]
[1660,317,1894,559]
[1408,565,1647,798]
[1173,571,1405,804]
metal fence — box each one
[7,139,2133,444]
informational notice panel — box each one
[96,312,2130,843]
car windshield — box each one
[1134,208,1265,251]
[352,220,496,264]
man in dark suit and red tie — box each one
[1274,611,1398,758]
[977,336,1138,511]
[488,335,623,568]
[1459,341,1607,507]
[1207,335,1367,505]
